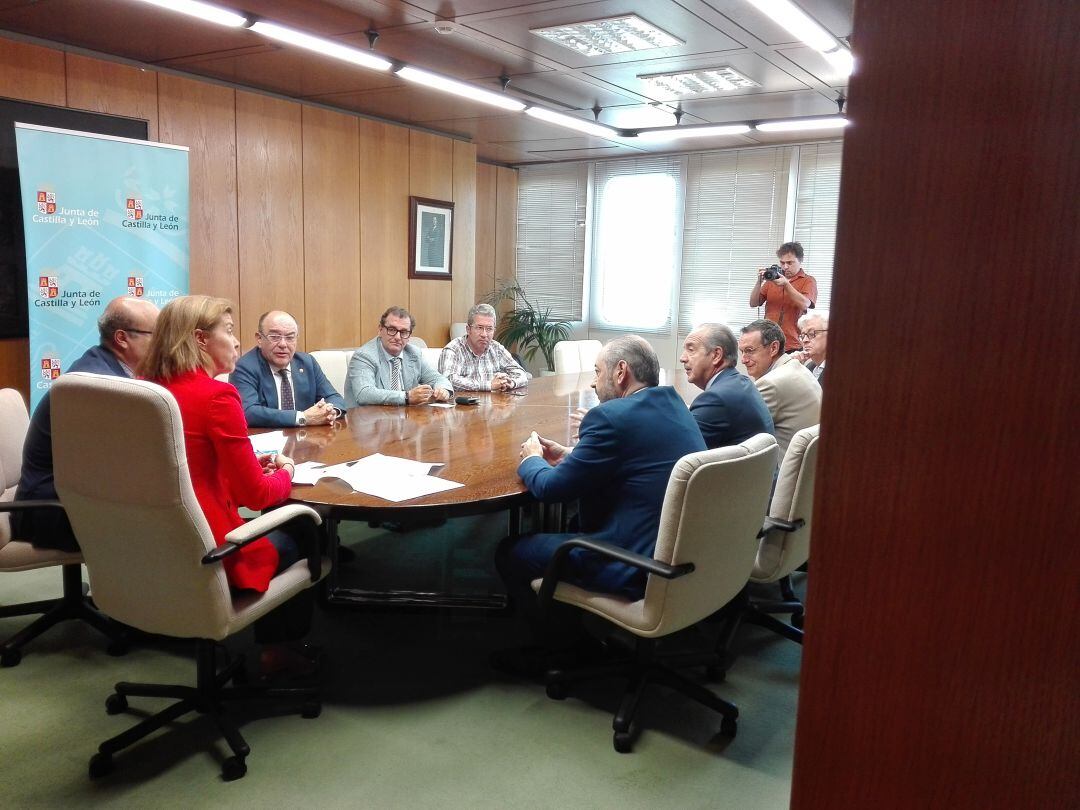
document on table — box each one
[250,431,286,454]
[292,453,462,502]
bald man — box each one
[230,309,346,428]
[13,296,160,551]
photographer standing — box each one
[749,241,818,352]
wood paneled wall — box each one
[0,34,514,397]
[790,1,1080,808]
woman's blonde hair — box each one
[140,295,233,381]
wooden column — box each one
[791,1,1080,808]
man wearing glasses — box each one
[345,306,452,406]
[14,296,159,551]
[439,303,528,392]
[797,310,829,386]
[231,310,345,427]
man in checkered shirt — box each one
[439,303,529,392]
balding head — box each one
[98,296,159,369]
[256,310,300,370]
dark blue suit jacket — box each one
[15,345,128,550]
[517,385,706,598]
[230,348,346,428]
[689,367,774,449]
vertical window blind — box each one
[792,142,843,314]
[514,162,588,321]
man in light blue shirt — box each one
[345,306,453,406]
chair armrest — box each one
[203,504,325,582]
[757,517,806,538]
[0,499,66,513]
[536,536,694,610]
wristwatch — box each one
[297,414,307,426]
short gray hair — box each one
[695,323,737,369]
[467,303,496,326]
[601,335,660,387]
[797,309,829,331]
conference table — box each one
[264,370,698,609]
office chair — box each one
[50,373,331,781]
[713,426,818,675]
[552,340,603,374]
[309,349,355,398]
[535,435,777,752]
[0,388,127,667]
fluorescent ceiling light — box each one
[639,66,761,98]
[755,116,849,132]
[249,21,393,71]
[745,0,838,52]
[131,0,248,27]
[526,107,620,138]
[635,124,751,141]
[823,46,854,76]
[395,66,525,111]
[531,15,682,57]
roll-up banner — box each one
[15,123,189,410]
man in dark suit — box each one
[230,310,346,428]
[14,296,160,551]
[499,335,706,602]
[680,322,774,449]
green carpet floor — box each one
[0,518,802,809]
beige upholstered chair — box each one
[309,348,355,398]
[534,434,777,752]
[715,425,818,672]
[51,373,331,781]
[422,346,445,370]
[552,339,603,374]
[449,322,467,340]
[0,388,126,667]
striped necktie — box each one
[390,357,403,391]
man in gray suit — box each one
[345,306,453,406]
[739,319,822,459]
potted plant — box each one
[484,279,571,373]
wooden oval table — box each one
[267,370,699,609]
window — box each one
[515,163,588,321]
[590,157,683,331]
[679,148,789,334]
[792,142,843,313]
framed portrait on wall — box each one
[409,196,454,280]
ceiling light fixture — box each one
[395,66,526,111]
[249,21,393,71]
[744,0,853,76]
[531,15,682,57]
[131,0,248,27]
[633,123,752,141]
[755,116,849,132]
[525,107,620,138]
[638,66,761,98]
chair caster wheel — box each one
[791,612,804,630]
[0,647,22,668]
[301,701,322,719]
[105,693,128,715]
[89,752,114,779]
[613,731,634,753]
[546,682,568,700]
[222,756,247,781]
[721,715,738,738]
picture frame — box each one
[408,196,454,280]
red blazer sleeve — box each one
[207,385,292,510]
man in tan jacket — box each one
[738,318,822,460]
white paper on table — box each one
[250,431,286,454]
[350,453,440,477]
[290,461,328,485]
[333,453,460,502]
[427,402,454,409]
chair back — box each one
[553,340,603,374]
[421,347,444,370]
[0,389,30,548]
[646,433,777,636]
[753,425,819,582]
[51,373,234,638]
[449,322,467,340]
[310,349,355,398]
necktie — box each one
[390,357,403,391]
[279,368,294,410]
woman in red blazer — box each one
[141,295,312,675]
